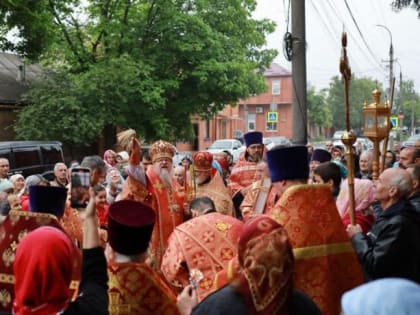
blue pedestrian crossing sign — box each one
[390,116,398,130]
[267,112,278,123]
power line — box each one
[320,0,364,73]
[343,0,385,72]
[308,0,339,50]
[312,0,376,76]
[325,0,385,76]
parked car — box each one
[206,139,244,163]
[355,137,373,151]
[332,130,346,141]
[402,134,420,147]
[0,141,64,178]
[263,136,292,150]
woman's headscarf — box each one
[336,178,375,232]
[13,227,75,315]
[235,215,294,315]
[103,149,117,167]
[337,178,375,217]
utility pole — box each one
[291,0,307,144]
[376,25,394,105]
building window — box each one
[266,122,277,131]
[272,80,280,95]
[247,113,256,131]
[205,119,210,138]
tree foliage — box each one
[391,0,420,17]
[326,76,380,133]
[397,80,420,128]
[1,0,277,145]
[307,87,332,128]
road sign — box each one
[390,116,398,130]
[267,112,278,123]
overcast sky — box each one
[254,0,420,94]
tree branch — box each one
[48,0,86,68]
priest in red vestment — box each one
[107,200,180,315]
[161,197,243,302]
[266,145,364,315]
[191,151,234,216]
[119,138,186,270]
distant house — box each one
[0,52,43,141]
[178,63,293,151]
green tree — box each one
[0,0,76,59]
[326,76,380,133]
[2,0,277,145]
[307,87,332,138]
[397,80,420,129]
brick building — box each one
[177,63,293,151]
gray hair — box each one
[360,150,373,161]
[54,162,67,171]
[81,155,105,172]
[389,172,413,198]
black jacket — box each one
[64,247,109,314]
[351,199,420,283]
[408,192,420,215]
[192,285,322,315]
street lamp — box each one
[363,88,391,180]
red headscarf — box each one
[13,227,75,315]
[235,215,294,315]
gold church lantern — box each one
[362,88,391,180]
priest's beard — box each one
[159,168,173,188]
[195,174,210,186]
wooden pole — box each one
[339,32,356,225]
[380,77,395,172]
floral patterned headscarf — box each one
[235,215,294,315]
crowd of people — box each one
[1,131,420,315]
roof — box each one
[263,63,291,77]
[0,52,43,104]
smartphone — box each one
[70,167,91,209]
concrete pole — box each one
[291,0,307,145]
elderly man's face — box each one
[55,163,68,181]
[0,159,9,178]
[153,158,173,173]
[359,155,372,172]
[374,170,392,202]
